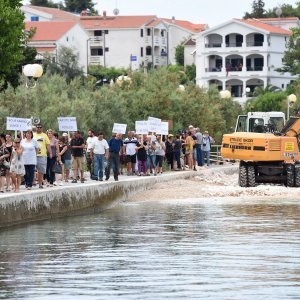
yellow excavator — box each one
[221,117,300,187]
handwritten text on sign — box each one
[58,117,78,132]
[112,123,127,134]
[135,121,149,134]
[7,117,32,131]
[156,121,169,135]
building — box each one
[22,5,206,70]
[25,21,89,74]
[196,18,297,103]
[22,5,79,22]
[80,14,206,69]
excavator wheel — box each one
[294,165,300,187]
[247,164,256,187]
[286,164,295,187]
[239,161,248,187]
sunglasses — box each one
[15,142,20,144]
[37,127,42,129]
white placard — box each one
[7,117,32,131]
[156,121,169,135]
[135,121,149,134]
[112,123,127,134]
[148,116,161,133]
[58,117,77,132]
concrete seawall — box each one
[0,171,199,228]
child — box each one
[10,138,25,193]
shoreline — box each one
[1,167,225,229]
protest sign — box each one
[135,121,149,134]
[112,123,127,134]
[156,121,169,135]
[148,116,161,133]
[58,117,77,132]
[6,117,32,131]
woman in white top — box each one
[10,138,25,193]
[21,130,39,190]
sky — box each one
[22,0,298,26]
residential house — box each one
[25,21,89,74]
[196,18,297,103]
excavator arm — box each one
[281,117,300,138]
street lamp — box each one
[220,90,231,99]
[23,64,43,88]
[287,94,297,119]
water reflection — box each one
[0,198,300,299]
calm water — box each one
[0,198,300,299]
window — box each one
[66,37,69,42]
[282,83,284,89]
[31,16,39,21]
[161,30,165,37]
[91,48,103,56]
[140,29,143,37]
[104,30,109,34]
[147,28,151,36]
[105,47,109,52]
[94,30,102,36]
[146,46,152,55]
[141,47,143,57]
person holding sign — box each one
[33,124,51,189]
[155,135,166,175]
[124,131,138,176]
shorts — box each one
[72,156,84,171]
[36,156,47,174]
[64,159,72,171]
[156,155,164,168]
[126,154,136,164]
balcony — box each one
[89,36,103,45]
[205,67,222,72]
[88,56,103,65]
[247,66,263,71]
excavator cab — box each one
[235,112,285,133]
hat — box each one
[168,134,173,137]
[188,125,194,128]
[62,132,68,137]
[204,130,208,133]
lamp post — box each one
[287,94,297,119]
[220,90,231,99]
[23,64,43,121]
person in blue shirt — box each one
[105,133,124,181]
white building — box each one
[80,14,206,69]
[196,18,297,103]
[22,5,206,69]
[25,21,89,74]
[22,5,79,22]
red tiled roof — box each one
[256,17,299,21]
[25,21,77,41]
[237,19,291,35]
[80,15,156,29]
[162,18,206,33]
[24,5,79,21]
[35,46,56,52]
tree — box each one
[30,0,59,8]
[0,0,25,85]
[277,28,300,75]
[64,0,97,14]
[175,44,184,66]
[244,0,266,18]
[45,46,83,82]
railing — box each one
[226,42,242,47]
[247,66,263,71]
[205,43,222,48]
[246,41,264,47]
[205,67,222,72]
[90,36,103,43]
[210,145,223,164]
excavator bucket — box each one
[281,117,300,137]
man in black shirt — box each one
[70,131,85,183]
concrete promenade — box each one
[0,171,198,228]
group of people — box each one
[0,123,214,192]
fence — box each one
[210,144,223,164]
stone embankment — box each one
[1,168,227,228]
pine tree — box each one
[244,0,266,19]
[30,0,59,8]
[64,0,97,14]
